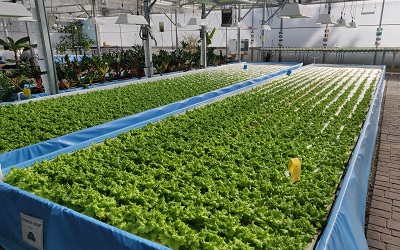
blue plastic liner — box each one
[1,63,302,174]
[0,63,301,250]
[315,66,386,250]
[1,63,297,104]
[0,182,170,250]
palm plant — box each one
[0,36,35,68]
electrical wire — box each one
[265,4,284,24]
[266,0,272,25]
[349,0,354,20]
[340,0,346,19]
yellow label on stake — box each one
[288,158,301,183]
[23,88,31,98]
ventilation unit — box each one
[221,8,235,27]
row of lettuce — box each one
[5,66,380,249]
[0,64,287,154]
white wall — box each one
[93,0,400,49]
[2,0,400,65]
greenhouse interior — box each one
[0,0,399,249]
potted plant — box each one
[92,56,108,83]
[153,49,172,75]
[0,73,15,102]
[125,45,145,78]
[18,62,45,93]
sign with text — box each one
[21,212,43,250]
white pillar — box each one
[200,3,207,68]
[237,4,242,63]
[32,0,58,94]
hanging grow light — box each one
[347,20,358,28]
[0,2,32,18]
[334,18,348,27]
[261,24,271,30]
[176,23,187,28]
[115,14,148,25]
[316,14,337,24]
[187,18,208,26]
[278,2,311,19]
[232,21,246,29]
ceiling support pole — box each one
[92,0,102,58]
[143,0,153,77]
[200,3,207,68]
[237,4,242,63]
[175,9,179,49]
[33,0,58,95]
[373,0,385,65]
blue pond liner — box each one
[315,66,386,250]
[0,63,302,173]
[0,63,301,250]
[2,62,277,104]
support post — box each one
[237,4,241,63]
[92,0,102,58]
[391,52,397,69]
[260,0,266,61]
[279,18,282,62]
[225,26,228,56]
[200,3,207,68]
[143,0,153,77]
[170,12,174,48]
[2,19,9,38]
[373,0,385,65]
[33,0,58,95]
[261,0,266,50]
[175,9,179,49]
[21,0,34,59]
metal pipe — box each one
[251,8,254,61]
[2,19,8,38]
[200,3,207,68]
[373,0,385,65]
[237,4,241,63]
[163,13,175,24]
[170,13,174,48]
[143,0,153,77]
[21,0,34,60]
[92,0,102,58]
[261,0,266,50]
[33,0,58,95]
[175,9,179,49]
[378,0,385,30]
[242,0,260,20]
[78,4,91,17]
[279,18,282,62]
[322,24,328,63]
[206,6,216,17]
[226,26,228,57]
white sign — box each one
[21,213,44,250]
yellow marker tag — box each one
[23,88,31,98]
[288,158,301,183]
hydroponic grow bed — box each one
[0,63,291,154]
[2,65,384,249]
